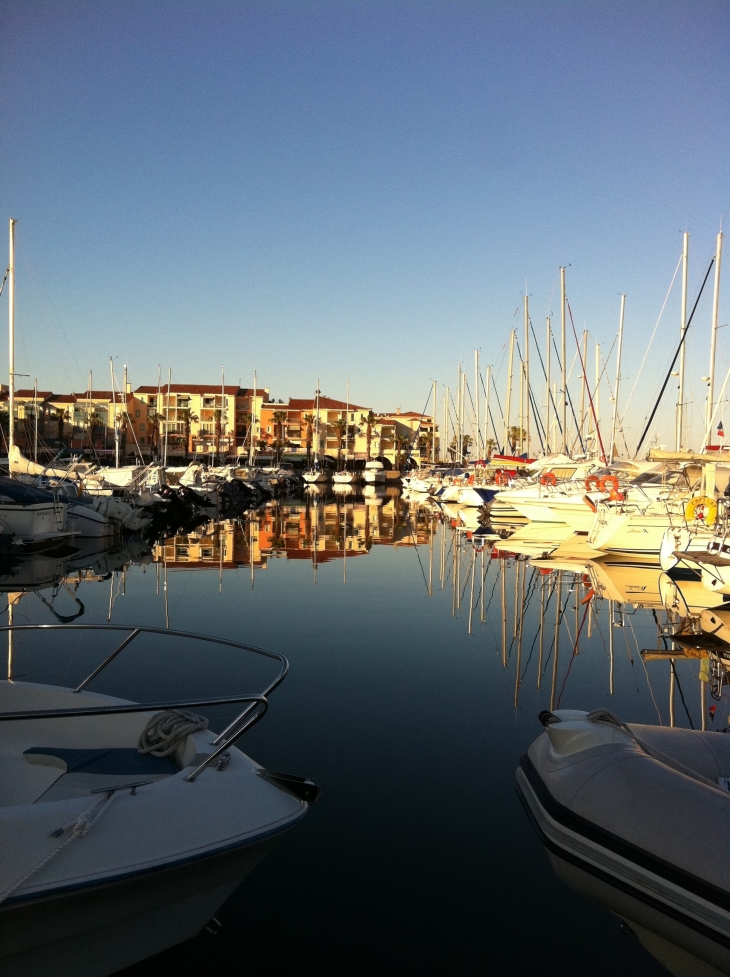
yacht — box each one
[362,461,387,485]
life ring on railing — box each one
[540,472,557,486]
[585,474,602,491]
[602,474,624,502]
[495,470,509,487]
[685,496,718,525]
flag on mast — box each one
[718,421,725,440]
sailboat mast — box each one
[676,232,689,451]
[560,266,567,454]
[545,318,551,454]
[706,231,724,444]
[443,387,448,463]
[594,342,601,447]
[474,349,480,459]
[432,379,437,463]
[610,294,626,461]
[33,379,38,463]
[460,369,466,463]
[524,294,530,455]
[221,365,225,466]
[8,218,15,459]
[484,366,491,454]
[504,331,515,453]
[249,371,257,466]
[164,367,171,467]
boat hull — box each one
[1,833,279,977]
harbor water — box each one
[8,488,699,975]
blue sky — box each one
[1,0,728,450]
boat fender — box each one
[540,472,557,486]
[686,495,717,524]
[495,471,509,487]
[582,494,597,512]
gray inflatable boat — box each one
[516,709,730,977]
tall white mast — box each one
[484,366,491,455]
[676,232,689,451]
[594,342,601,447]
[8,218,16,459]
[456,364,462,462]
[610,294,626,461]
[524,294,530,455]
[706,230,724,444]
[33,379,38,463]
[443,387,448,462]
[220,365,225,465]
[249,371,257,466]
[460,369,466,462]
[504,330,515,453]
[560,266,567,454]
[111,356,119,468]
[579,330,588,446]
[545,317,551,454]
[432,379,437,463]
[163,367,171,466]
[474,349,480,459]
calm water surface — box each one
[9,490,705,976]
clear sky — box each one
[1,0,728,451]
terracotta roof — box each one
[74,391,115,400]
[48,394,77,404]
[286,397,365,412]
[135,384,261,396]
[15,389,54,400]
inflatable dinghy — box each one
[517,709,730,977]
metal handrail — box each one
[0,624,290,783]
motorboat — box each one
[332,470,360,485]
[0,623,318,977]
[362,461,387,485]
[517,708,730,977]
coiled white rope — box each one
[0,790,118,906]
[137,709,209,757]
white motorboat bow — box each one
[0,624,318,977]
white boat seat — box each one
[25,747,178,803]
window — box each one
[135,410,141,417]
[140,423,145,432]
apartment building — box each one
[135,384,269,460]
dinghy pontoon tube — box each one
[0,624,318,977]
[516,708,730,977]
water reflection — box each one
[4,490,729,975]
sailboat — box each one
[303,383,330,484]
[333,383,360,484]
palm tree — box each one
[485,437,497,461]
[55,408,69,445]
[360,410,376,461]
[461,433,473,458]
[303,413,315,465]
[85,410,103,450]
[394,433,410,471]
[330,417,347,468]
[179,408,199,461]
[508,426,527,454]
[272,410,288,463]
[417,432,431,462]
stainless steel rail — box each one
[0,623,290,783]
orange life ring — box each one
[601,474,623,500]
[540,472,557,486]
[585,474,602,491]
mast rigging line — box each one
[565,298,607,463]
[514,337,546,452]
[528,316,563,436]
[622,252,683,418]
[635,255,716,456]
[550,332,585,455]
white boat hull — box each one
[362,471,386,484]
[0,502,70,545]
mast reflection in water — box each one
[3,492,704,975]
